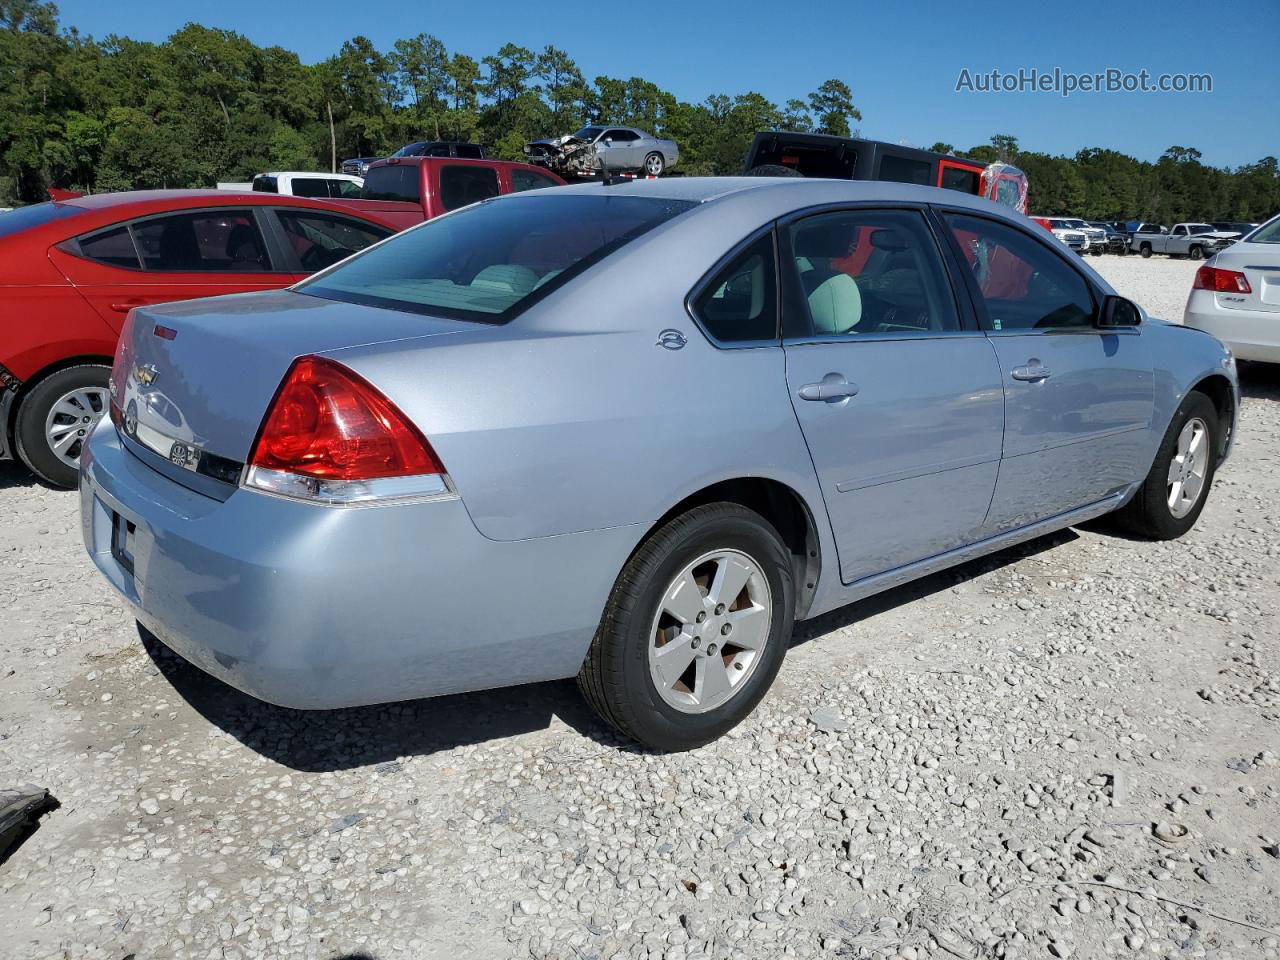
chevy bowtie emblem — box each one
[656,329,687,350]
[135,363,159,387]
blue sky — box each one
[58,0,1279,168]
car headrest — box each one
[792,221,853,259]
[869,228,909,252]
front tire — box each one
[643,152,665,177]
[15,364,111,489]
[578,503,795,751]
[1113,392,1219,540]
[1189,245,1204,261]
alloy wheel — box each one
[647,549,772,714]
[1167,417,1210,519]
[44,386,109,469]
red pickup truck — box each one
[328,156,566,230]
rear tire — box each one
[1113,392,1219,540]
[643,152,665,177]
[1140,243,1152,258]
[15,364,111,489]
[578,503,795,751]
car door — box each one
[600,129,640,169]
[938,210,1154,531]
[781,207,1005,584]
[53,208,288,328]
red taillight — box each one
[249,356,442,482]
[1194,266,1251,294]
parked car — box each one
[1208,221,1259,237]
[1129,223,1168,255]
[1059,218,1106,255]
[252,172,363,198]
[525,126,679,178]
[1184,213,1280,362]
[744,135,1030,214]
[327,156,565,230]
[1087,221,1129,254]
[0,191,396,487]
[81,178,1238,751]
[1138,222,1240,260]
[1033,217,1089,254]
[342,142,487,177]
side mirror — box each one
[1098,295,1142,328]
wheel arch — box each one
[1189,372,1236,458]
[630,477,823,620]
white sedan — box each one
[1184,214,1280,362]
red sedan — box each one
[0,190,396,487]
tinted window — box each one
[943,213,1094,331]
[252,176,279,193]
[439,166,499,212]
[572,127,605,140]
[749,137,855,178]
[392,142,427,157]
[693,234,777,343]
[334,180,362,198]
[788,210,957,336]
[362,165,421,202]
[0,201,86,239]
[278,211,391,272]
[454,143,484,159]
[941,166,981,194]
[77,226,140,269]
[877,154,932,186]
[300,194,694,323]
[289,178,331,198]
[511,168,560,193]
[132,211,270,272]
[606,129,639,142]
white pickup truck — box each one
[1131,222,1241,260]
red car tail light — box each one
[1193,265,1252,294]
[245,356,450,505]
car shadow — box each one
[1238,360,1279,401]
[140,528,1081,771]
[0,460,47,491]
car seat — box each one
[793,220,862,335]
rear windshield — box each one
[362,165,421,202]
[1249,218,1280,243]
[299,193,695,323]
[0,201,86,239]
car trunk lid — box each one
[112,289,468,496]
[1208,244,1280,313]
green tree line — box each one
[3,0,1277,223]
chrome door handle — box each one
[1010,361,1051,382]
[799,373,859,402]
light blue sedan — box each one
[80,178,1238,750]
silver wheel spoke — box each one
[1167,478,1183,510]
[694,654,732,705]
[662,571,706,625]
[725,605,769,650]
[52,430,81,454]
[709,556,752,609]
[652,633,698,689]
[1182,471,1204,504]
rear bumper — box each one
[1184,291,1280,363]
[80,421,640,709]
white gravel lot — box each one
[1,256,1278,960]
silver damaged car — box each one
[81,178,1238,750]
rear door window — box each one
[76,226,141,269]
[454,144,484,159]
[288,178,330,198]
[940,165,981,194]
[692,234,778,344]
[252,176,279,193]
[362,165,422,202]
[439,166,500,211]
[877,154,932,186]
[132,210,271,272]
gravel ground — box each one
[2,256,1278,960]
